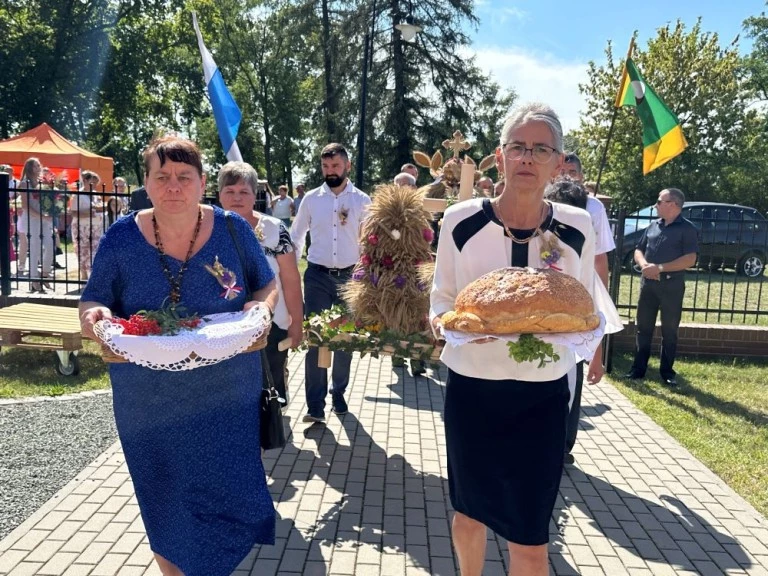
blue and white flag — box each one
[192,12,243,162]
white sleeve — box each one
[290,195,310,262]
[429,216,458,334]
[589,198,616,254]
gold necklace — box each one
[493,200,547,245]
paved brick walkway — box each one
[1,351,767,575]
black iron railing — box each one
[609,206,767,325]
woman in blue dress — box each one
[79,135,279,576]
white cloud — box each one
[463,45,589,133]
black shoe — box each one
[302,413,325,424]
[623,371,644,380]
[53,261,65,269]
[331,395,348,415]
[55,247,63,255]
[662,376,677,387]
[564,453,575,465]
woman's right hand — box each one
[80,306,112,341]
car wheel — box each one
[737,252,765,278]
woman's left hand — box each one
[586,355,604,384]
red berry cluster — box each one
[113,314,202,336]
[113,315,162,336]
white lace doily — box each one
[94,305,272,371]
[441,312,616,362]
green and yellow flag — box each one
[615,58,687,174]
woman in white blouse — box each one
[430,102,604,576]
[218,162,304,404]
[72,171,104,281]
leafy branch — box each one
[507,335,560,368]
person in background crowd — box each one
[431,102,606,576]
[218,161,304,407]
[625,188,698,387]
[401,163,419,182]
[106,177,127,229]
[129,185,153,211]
[271,184,294,228]
[558,154,615,465]
[72,171,104,282]
[293,183,306,214]
[291,143,371,423]
[79,135,278,576]
[476,176,494,198]
[1,165,18,266]
[493,179,504,198]
[19,157,52,291]
[393,172,416,188]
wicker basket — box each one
[101,331,269,364]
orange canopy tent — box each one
[0,122,113,185]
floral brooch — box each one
[205,256,243,300]
[339,207,349,225]
[539,232,563,271]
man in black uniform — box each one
[625,188,698,386]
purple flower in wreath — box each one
[352,268,366,281]
[370,272,379,287]
[394,275,406,289]
[417,280,428,292]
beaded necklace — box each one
[152,208,203,305]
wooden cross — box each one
[442,130,471,158]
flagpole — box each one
[593,38,635,196]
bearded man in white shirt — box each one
[291,143,371,423]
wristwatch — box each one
[658,264,665,272]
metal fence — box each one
[2,172,767,324]
[609,205,768,325]
[0,174,131,297]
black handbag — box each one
[225,213,287,450]
[260,353,287,450]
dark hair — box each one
[143,135,204,177]
[563,152,582,173]
[545,177,588,210]
[320,143,349,162]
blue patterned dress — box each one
[81,207,276,576]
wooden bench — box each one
[0,303,82,375]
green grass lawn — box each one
[615,270,767,326]
[0,339,110,398]
[608,352,768,517]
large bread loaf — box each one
[442,267,599,334]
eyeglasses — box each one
[501,143,558,164]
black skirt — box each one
[445,368,569,546]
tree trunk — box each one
[321,0,337,142]
[390,1,410,177]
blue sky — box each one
[467,0,763,132]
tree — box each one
[573,21,747,211]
